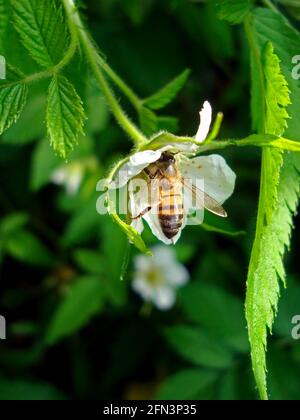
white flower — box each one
[132,245,189,310]
[51,163,84,195]
[110,101,236,245]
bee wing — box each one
[180,177,227,218]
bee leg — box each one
[131,206,152,220]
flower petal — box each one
[66,171,83,196]
[195,101,212,143]
[166,263,190,287]
[51,167,68,185]
[134,254,150,273]
[179,154,236,204]
[152,245,190,287]
[132,275,155,300]
[128,186,146,234]
[112,150,162,189]
[153,285,176,310]
[152,246,175,268]
[143,208,173,245]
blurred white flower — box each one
[110,101,236,245]
[132,246,189,310]
[51,158,97,196]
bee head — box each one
[159,152,175,164]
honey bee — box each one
[131,152,227,241]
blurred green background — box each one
[0,0,300,400]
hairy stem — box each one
[62,0,148,147]
[98,56,141,110]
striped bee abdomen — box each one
[158,184,184,239]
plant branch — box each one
[141,130,300,154]
[62,0,148,147]
[97,56,141,110]
[262,0,279,12]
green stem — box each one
[205,112,224,144]
[98,56,141,110]
[196,137,286,153]
[62,0,148,147]
[0,11,78,89]
[262,0,279,12]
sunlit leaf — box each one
[143,69,190,110]
[0,66,28,135]
[246,11,300,400]
[11,0,68,68]
[47,75,85,159]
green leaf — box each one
[73,249,104,275]
[164,325,233,369]
[157,116,179,133]
[156,369,218,400]
[102,217,129,306]
[138,106,158,136]
[63,197,100,246]
[0,213,28,236]
[251,8,300,141]
[47,75,85,159]
[245,11,300,400]
[0,379,66,400]
[262,42,291,137]
[0,66,28,135]
[246,154,300,401]
[30,138,61,191]
[11,0,68,68]
[143,69,190,110]
[216,0,251,25]
[180,282,248,353]
[46,277,105,345]
[119,0,153,25]
[5,230,54,267]
[1,89,46,144]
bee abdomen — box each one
[159,214,184,239]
